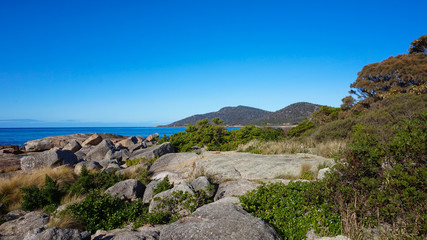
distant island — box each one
[160,102,321,127]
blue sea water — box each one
[0,127,242,146]
[0,127,187,146]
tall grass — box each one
[0,167,76,211]
[237,139,347,158]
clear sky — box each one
[0,0,426,127]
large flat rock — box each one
[150,151,334,182]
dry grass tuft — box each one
[48,211,84,230]
[0,167,77,211]
[237,139,347,158]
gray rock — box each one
[116,163,151,177]
[23,227,90,240]
[81,133,102,147]
[143,180,161,203]
[1,210,27,222]
[21,149,78,172]
[191,176,216,198]
[74,146,93,161]
[92,228,159,240]
[128,142,146,153]
[74,161,102,175]
[214,179,259,201]
[105,179,145,201]
[98,159,119,168]
[317,168,331,180]
[149,183,194,213]
[0,211,49,240]
[24,139,54,152]
[86,139,116,161]
[105,149,130,161]
[160,201,280,240]
[146,133,159,142]
[63,139,82,153]
[130,142,174,160]
[115,136,138,148]
[148,152,199,180]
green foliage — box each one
[154,189,213,222]
[69,165,125,195]
[311,106,341,125]
[212,117,223,125]
[20,175,64,212]
[152,176,174,195]
[67,190,149,233]
[240,181,342,239]
[409,35,427,54]
[287,119,315,137]
[325,114,427,237]
[169,119,284,152]
[313,118,356,141]
[157,134,169,144]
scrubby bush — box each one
[20,175,64,212]
[69,165,125,195]
[240,181,342,239]
[152,176,174,195]
[325,114,427,238]
[169,119,284,152]
[287,119,315,137]
[67,190,149,233]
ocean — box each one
[0,126,242,146]
[0,127,186,146]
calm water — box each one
[0,127,187,146]
[0,127,242,146]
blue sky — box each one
[0,0,426,127]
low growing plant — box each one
[20,175,65,212]
[240,181,342,239]
[152,176,173,195]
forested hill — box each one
[162,102,321,126]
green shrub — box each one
[287,119,315,137]
[325,114,427,238]
[20,175,64,212]
[67,190,149,233]
[69,165,125,195]
[169,119,284,152]
[313,118,356,141]
[240,181,342,239]
[152,176,173,195]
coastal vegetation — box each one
[0,35,425,239]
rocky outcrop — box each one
[149,183,195,213]
[81,133,103,147]
[191,176,215,198]
[115,136,138,148]
[23,227,90,240]
[214,179,259,201]
[63,139,82,153]
[130,142,174,160]
[20,149,78,172]
[74,161,102,174]
[0,211,49,240]
[105,179,145,201]
[159,201,281,240]
[317,168,331,180]
[25,139,55,152]
[86,139,116,161]
[143,180,161,203]
[146,133,159,142]
[92,228,160,240]
[23,133,127,152]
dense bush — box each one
[152,176,174,195]
[313,118,356,141]
[69,165,125,195]
[169,119,284,152]
[20,175,64,212]
[325,114,427,238]
[67,190,149,233]
[287,119,315,137]
[240,181,342,239]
